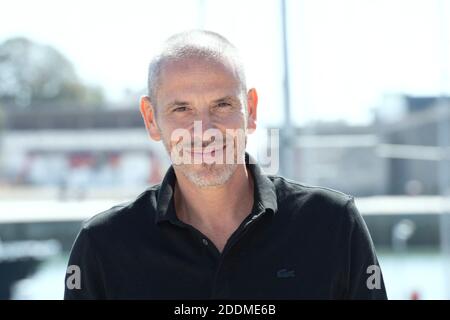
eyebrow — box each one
[165,96,239,109]
[165,100,190,109]
[212,96,238,104]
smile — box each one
[190,144,226,156]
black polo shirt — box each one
[64,153,387,300]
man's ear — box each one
[246,88,258,134]
[140,96,161,141]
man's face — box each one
[141,57,257,187]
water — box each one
[9,250,449,300]
[377,249,449,300]
[11,254,68,300]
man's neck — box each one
[173,164,254,251]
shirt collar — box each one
[154,152,278,224]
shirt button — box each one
[202,238,209,246]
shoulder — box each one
[269,175,354,207]
[267,175,358,223]
[79,184,161,240]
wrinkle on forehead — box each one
[157,57,242,105]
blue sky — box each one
[1,0,449,126]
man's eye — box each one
[173,106,188,112]
[217,102,231,108]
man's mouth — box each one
[190,144,226,156]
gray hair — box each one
[147,30,247,108]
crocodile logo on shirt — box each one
[276,268,296,278]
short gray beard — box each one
[158,113,248,188]
[177,162,238,188]
[161,138,242,188]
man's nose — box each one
[192,111,213,134]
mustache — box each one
[173,135,233,150]
[176,141,226,152]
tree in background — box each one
[0,37,104,110]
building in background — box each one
[0,108,169,200]
[376,95,450,195]
[278,122,387,197]
[266,95,450,197]
[1,95,449,199]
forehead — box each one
[157,57,241,103]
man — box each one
[64,30,387,299]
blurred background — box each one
[1,0,450,300]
